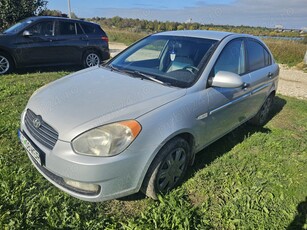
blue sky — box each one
[47,0,307,29]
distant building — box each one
[275,24,284,29]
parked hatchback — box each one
[0,16,110,74]
[19,30,279,201]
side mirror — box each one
[210,71,244,88]
[22,30,32,37]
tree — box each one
[40,9,63,17]
[0,0,47,30]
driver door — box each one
[14,21,58,65]
[198,39,252,146]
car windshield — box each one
[3,19,34,34]
[108,35,217,88]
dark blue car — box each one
[0,16,110,74]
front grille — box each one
[24,109,58,150]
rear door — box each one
[245,39,279,117]
[51,20,88,64]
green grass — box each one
[264,39,307,67]
[0,71,307,229]
[105,29,146,46]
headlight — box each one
[72,120,141,157]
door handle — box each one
[242,82,250,90]
[267,72,274,78]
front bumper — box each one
[19,125,148,202]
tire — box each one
[141,137,191,200]
[83,50,101,68]
[0,52,14,75]
[248,93,274,126]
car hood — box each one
[26,67,186,141]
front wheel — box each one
[248,93,274,126]
[141,137,191,200]
[0,53,14,75]
[83,51,101,68]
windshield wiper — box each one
[105,64,122,72]
[124,70,170,86]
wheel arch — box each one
[0,48,16,67]
[139,131,196,198]
[82,47,103,59]
[139,130,196,190]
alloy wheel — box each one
[0,55,10,74]
[86,53,100,67]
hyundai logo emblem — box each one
[33,118,41,129]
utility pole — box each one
[68,0,72,18]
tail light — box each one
[102,36,109,43]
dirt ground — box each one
[278,65,307,100]
[109,42,307,100]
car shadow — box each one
[287,197,307,230]
[120,96,287,201]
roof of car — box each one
[26,16,97,25]
[155,30,235,41]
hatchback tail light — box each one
[102,36,109,43]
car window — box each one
[126,40,167,62]
[110,35,217,88]
[28,21,54,36]
[76,23,84,35]
[4,19,34,34]
[82,23,99,34]
[213,39,245,75]
[264,47,271,66]
[58,21,76,35]
[246,40,268,71]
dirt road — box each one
[109,42,307,100]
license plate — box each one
[19,131,41,165]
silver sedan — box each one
[19,30,279,201]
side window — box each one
[76,23,84,35]
[246,40,267,71]
[264,48,271,66]
[28,21,53,36]
[58,21,76,35]
[82,24,99,34]
[213,39,245,76]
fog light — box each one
[64,178,100,193]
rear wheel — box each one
[249,93,274,126]
[0,52,13,75]
[83,50,101,68]
[141,137,191,200]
